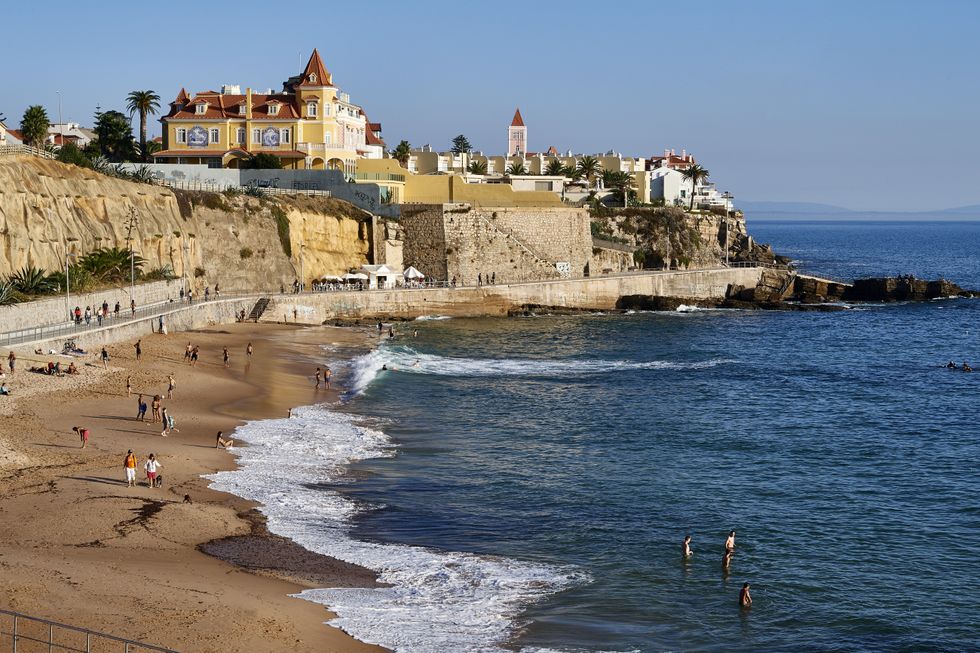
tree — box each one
[390,140,412,167]
[243,152,283,169]
[606,171,637,205]
[681,164,711,210]
[93,110,137,162]
[20,105,50,148]
[576,155,602,187]
[467,160,488,175]
[506,161,528,176]
[143,140,162,156]
[126,90,161,162]
[545,159,569,176]
[450,134,472,155]
[56,142,93,168]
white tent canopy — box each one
[320,275,343,281]
[342,272,368,281]
[404,266,425,279]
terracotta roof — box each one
[362,116,385,147]
[296,49,333,87]
[546,146,559,156]
[6,129,25,142]
[173,88,190,104]
[511,108,525,127]
[164,93,300,120]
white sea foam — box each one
[346,347,735,395]
[414,315,453,321]
[207,405,586,652]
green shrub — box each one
[240,247,253,259]
[194,266,206,278]
[271,205,291,256]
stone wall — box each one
[399,204,592,284]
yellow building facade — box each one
[155,49,385,173]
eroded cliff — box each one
[0,156,373,291]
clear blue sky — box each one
[3,0,978,211]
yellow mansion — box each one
[154,49,384,173]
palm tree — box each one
[681,164,710,210]
[467,160,488,175]
[506,161,528,176]
[390,140,412,167]
[607,171,637,205]
[576,156,602,188]
[20,105,50,148]
[544,159,568,176]
[126,90,161,163]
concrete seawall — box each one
[265,267,765,322]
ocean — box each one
[210,220,980,652]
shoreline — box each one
[0,320,387,653]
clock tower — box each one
[507,108,526,156]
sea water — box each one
[211,221,980,652]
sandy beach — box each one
[0,321,387,653]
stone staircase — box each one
[247,297,271,322]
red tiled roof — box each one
[511,108,525,127]
[6,129,25,142]
[164,93,300,120]
[296,49,333,87]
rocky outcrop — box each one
[0,156,374,291]
[842,277,975,302]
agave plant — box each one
[0,280,20,305]
[90,156,113,175]
[9,266,57,295]
[126,165,155,184]
[80,247,146,282]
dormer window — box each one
[238,104,246,115]
[307,101,317,118]
[269,103,280,116]
[195,103,207,115]
[308,73,317,83]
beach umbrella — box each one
[343,272,368,281]
[404,266,425,279]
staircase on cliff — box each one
[247,297,271,322]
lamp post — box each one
[124,206,139,300]
[183,240,190,300]
[64,244,77,323]
[300,241,305,293]
[722,191,734,267]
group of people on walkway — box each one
[682,530,752,608]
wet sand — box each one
[0,322,387,653]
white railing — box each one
[0,608,178,652]
[0,144,57,160]
[158,179,331,198]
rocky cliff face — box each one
[589,207,781,268]
[0,156,372,291]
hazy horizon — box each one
[3,0,978,212]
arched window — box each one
[309,73,317,83]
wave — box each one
[414,315,453,321]
[207,405,586,652]
[347,347,735,395]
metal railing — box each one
[0,608,178,652]
[0,292,263,348]
[158,179,331,198]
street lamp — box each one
[722,192,734,266]
[183,240,190,299]
[64,244,78,323]
[300,241,306,292]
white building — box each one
[46,122,95,149]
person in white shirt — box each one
[144,454,162,488]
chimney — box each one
[681,149,686,158]
[664,148,670,158]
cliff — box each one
[589,207,783,269]
[0,156,373,291]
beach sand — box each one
[0,322,388,652]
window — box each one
[307,101,317,117]
[209,128,220,144]
[324,132,331,145]
[323,104,330,116]
[269,103,280,116]
[237,128,246,144]
[238,104,246,115]
[280,128,290,144]
[176,128,187,144]
[309,73,317,83]
[252,129,261,144]
[195,103,206,115]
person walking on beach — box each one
[160,407,171,436]
[167,375,175,399]
[126,375,132,396]
[8,351,16,375]
[101,347,109,370]
[184,342,193,363]
[151,395,162,423]
[682,535,693,558]
[72,426,89,448]
[190,346,199,367]
[215,431,234,448]
[739,583,752,608]
[246,342,253,359]
[124,450,138,487]
[223,347,230,368]
[136,394,147,422]
[165,410,179,434]
[144,454,161,488]
[324,366,332,390]
[134,339,142,361]
[314,367,322,389]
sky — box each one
[2,0,978,212]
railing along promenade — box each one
[0,144,57,160]
[0,608,177,653]
[0,262,787,348]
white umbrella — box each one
[321,275,342,281]
[404,266,425,279]
[343,272,368,281]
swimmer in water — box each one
[381,364,388,371]
[682,535,693,558]
[413,359,420,368]
[739,582,752,608]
